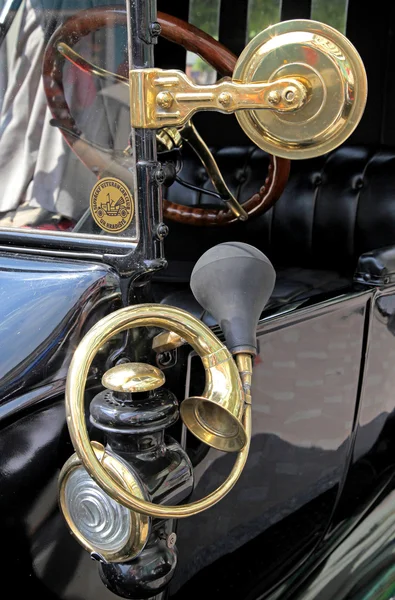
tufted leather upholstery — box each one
[157,144,395,315]
[164,145,395,273]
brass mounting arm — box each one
[130,68,307,129]
[56,42,250,221]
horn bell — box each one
[181,394,247,453]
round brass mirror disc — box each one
[233,20,367,159]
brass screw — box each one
[218,92,232,107]
[268,91,281,105]
[157,91,174,109]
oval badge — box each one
[90,178,134,233]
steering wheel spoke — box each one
[179,121,248,221]
[57,41,129,85]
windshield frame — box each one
[0,0,163,264]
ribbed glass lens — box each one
[65,467,131,553]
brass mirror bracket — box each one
[56,42,247,219]
[129,68,307,129]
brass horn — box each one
[181,242,276,452]
[64,303,251,519]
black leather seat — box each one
[155,144,395,316]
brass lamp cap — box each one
[102,362,165,393]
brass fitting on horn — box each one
[60,304,253,521]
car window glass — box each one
[311,0,349,33]
[246,0,281,42]
[0,0,135,240]
[186,0,221,84]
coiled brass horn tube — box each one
[66,304,251,518]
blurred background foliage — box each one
[187,0,348,82]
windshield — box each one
[0,0,134,239]
[0,0,350,241]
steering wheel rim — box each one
[43,7,290,226]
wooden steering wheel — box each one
[43,7,290,226]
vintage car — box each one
[0,1,394,599]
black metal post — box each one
[126,0,167,270]
[104,0,167,368]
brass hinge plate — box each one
[129,68,307,129]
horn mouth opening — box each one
[180,397,247,452]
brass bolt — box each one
[268,91,281,105]
[284,87,297,104]
[218,92,232,107]
[157,91,174,109]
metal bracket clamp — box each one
[129,68,307,129]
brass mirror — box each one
[234,19,367,159]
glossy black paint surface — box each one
[0,252,121,404]
[170,292,370,599]
[0,253,122,597]
[270,288,395,600]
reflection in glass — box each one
[0,1,133,238]
[311,0,349,34]
[247,0,281,42]
[186,0,221,84]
